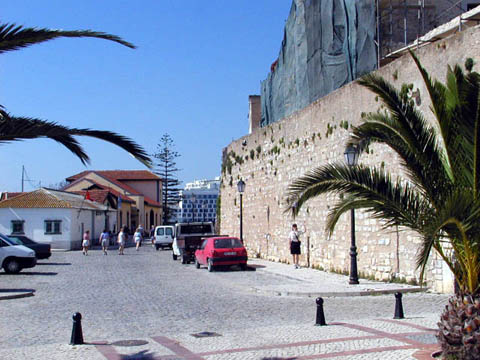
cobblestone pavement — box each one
[0,245,449,359]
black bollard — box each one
[70,312,84,345]
[394,292,405,319]
[315,297,327,326]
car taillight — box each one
[212,250,219,257]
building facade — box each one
[64,170,162,232]
[0,188,116,250]
[179,178,220,223]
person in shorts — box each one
[118,226,127,255]
[82,230,90,256]
[134,226,143,251]
[288,224,305,268]
[99,229,110,255]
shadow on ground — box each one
[0,272,58,276]
[37,262,71,266]
[120,350,156,359]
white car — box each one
[154,226,175,250]
[0,233,37,274]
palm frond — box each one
[0,23,135,54]
[0,113,151,167]
[348,112,449,205]
[286,163,428,234]
[69,128,151,167]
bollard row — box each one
[314,293,406,326]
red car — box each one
[195,236,247,272]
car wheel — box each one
[4,258,21,274]
[172,253,177,261]
[207,259,214,272]
[195,258,200,269]
[155,245,160,251]
[240,264,247,271]
[181,256,187,264]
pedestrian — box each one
[288,223,305,269]
[99,229,110,255]
[134,226,143,251]
[82,230,90,256]
[118,226,127,255]
[149,225,155,247]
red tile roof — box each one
[67,170,160,182]
[71,190,109,204]
[63,179,135,203]
[0,192,24,201]
[0,188,107,210]
[64,170,161,207]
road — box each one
[1,245,448,350]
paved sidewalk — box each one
[0,317,440,359]
[244,259,426,297]
[1,255,443,359]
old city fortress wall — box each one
[220,25,480,293]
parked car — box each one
[173,222,215,264]
[195,236,247,272]
[154,225,174,250]
[0,233,37,274]
[8,235,51,260]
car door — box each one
[198,239,208,264]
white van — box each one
[0,233,37,274]
[154,225,175,250]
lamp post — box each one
[191,194,196,223]
[237,179,245,243]
[344,145,359,285]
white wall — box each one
[0,208,72,250]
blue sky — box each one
[1,1,292,191]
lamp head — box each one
[344,145,359,167]
[237,179,246,193]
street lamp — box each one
[344,145,359,285]
[191,194,196,223]
[237,179,245,243]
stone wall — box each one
[220,25,480,293]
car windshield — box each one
[12,236,35,244]
[179,225,212,234]
[214,238,243,249]
[0,233,14,245]
[6,236,24,245]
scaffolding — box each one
[377,0,477,65]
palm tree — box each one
[286,52,480,359]
[0,23,151,166]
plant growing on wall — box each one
[286,52,480,360]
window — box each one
[157,228,164,236]
[11,220,24,234]
[45,220,62,234]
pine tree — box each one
[153,134,181,224]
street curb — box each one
[248,286,427,298]
[0,289,35,300]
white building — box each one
[0,188,117,250]
[179,178,220,223]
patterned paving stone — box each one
[0,246,449,359]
